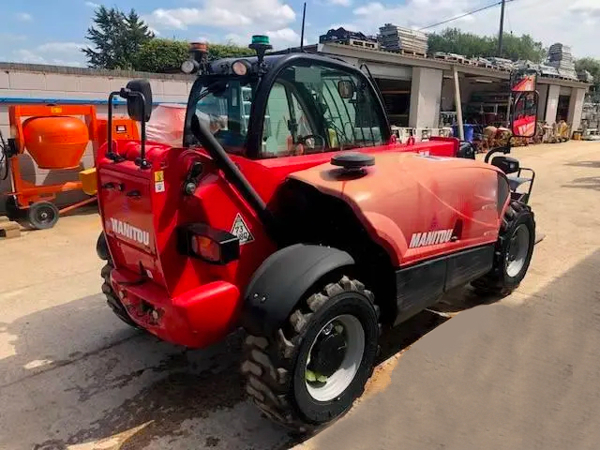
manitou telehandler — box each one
[95,36,539,429]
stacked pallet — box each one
[319,27,379,49]
[578,70,594,84]
[488,57,515,71]
[547,43,578,80]
[378,24,428,54]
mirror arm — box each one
[106,91,122,162]
[119,89,150,170]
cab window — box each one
[259,63,386,159]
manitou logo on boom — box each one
[109,218,150,246]
[409,229,454,249]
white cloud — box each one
[85,1,100,8]
[12,41,85,67]
[12,49,83,67]
[266,28,302,45]
[0,33,26,42]
[569,0,600,16]
[14,49,45,64]
[37,42,84,53]
[16,12,33,22]
[348,0,600,58]
[144,0,295,31]
[329,0,352,6]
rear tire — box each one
[101,262,140,329]
[28,201,59,230]
[242,276,380,431]
[472,200,536,296]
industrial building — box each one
[299,42,591,138]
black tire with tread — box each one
[472,200,536,296]
[241,275,380,431]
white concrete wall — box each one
[0,66,193,214]
[568,88,587,131]
[409,67,443,128]
[544,84,561,125]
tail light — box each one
[177,223,239,265]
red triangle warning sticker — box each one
[230,213,254,245]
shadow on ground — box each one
[1,283,506,450]
[564,160,600,169]
[563,176,600,191]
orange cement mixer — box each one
[2,104,138,229]
[21,115,90,169]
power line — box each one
[419,0,515,31]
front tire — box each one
[472,200,536,296]
[242,276,380,430]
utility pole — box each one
[498,0,506,56]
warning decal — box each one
[154,171,165,192]
[231,213,254,245]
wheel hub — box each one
[308,331,347,378]
[304,315,366,402]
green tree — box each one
[135,39,190,73]
[428,28,546,63]
[83,6,153,70]
[207,42,255,61]
[576,58,600,101]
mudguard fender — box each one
[240,244,354,337]
[96,232,109,261]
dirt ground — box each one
[1,141,599,450]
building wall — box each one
[409,67,443,128]
[568,88,587,131]
[0,65,193,214]
[544,84,561,125]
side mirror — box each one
[338,80,355,99]
[122,79,153,123]
[511,91,538,138]
[492,155,520,175]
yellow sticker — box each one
[50,107,62,114]
[154,171,164,182]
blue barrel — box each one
[453,124,475,142]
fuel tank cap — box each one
[331,152,375,171]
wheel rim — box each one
[506,224,530,278]
[35,207,55,225]
[305,314,365,402]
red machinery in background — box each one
[0,104,138,229]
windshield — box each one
[184,77,258,154]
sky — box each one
[0,0,599,67]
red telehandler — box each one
[95,37,539,429]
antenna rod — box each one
[300,2,306,52]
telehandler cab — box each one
[96,36,539,429]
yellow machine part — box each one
[79,168,98,195]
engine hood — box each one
[289,152,504,267]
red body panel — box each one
[290,153,504,266]
[98,137,480,347]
